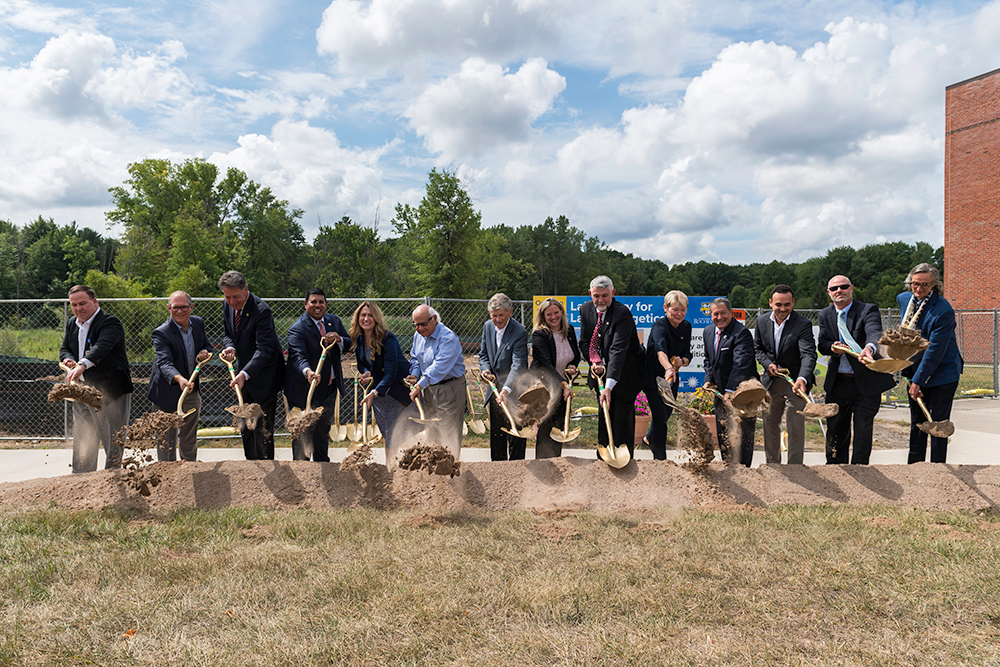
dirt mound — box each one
[47,383,103,410]
[3,459,1000,514]
[398,444,460,477]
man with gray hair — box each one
[579,275,646,457]
[148,291,213,461]
[896,263,963,463]
[704,297,757,466]
[406,304,467,456]
[478,292,528,460]
[219,271,286,460]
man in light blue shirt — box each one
[406,304,467,456]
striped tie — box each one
[234,308,241,337]
[589,310,603,364]
[837,308,862,354]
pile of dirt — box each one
[515,381,551,427]
[398,444,460,477]
[4,458,998,513]
[47,383,103,410]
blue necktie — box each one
[837,309,862,354]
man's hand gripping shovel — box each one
[592,366,631,468]
[177,352,212,418]
[221,355,263,432]
[477,370,533,439]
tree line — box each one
[0,159,942,311]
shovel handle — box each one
[58,361,78,384]
[479,371,521,431]
[177,359,207,416]
[912,392,934,422]
[776,368,812,403]
[221,357,245,406]
[830,342,867,364]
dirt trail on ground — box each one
[2,456,999,513]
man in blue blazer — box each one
[703,297,758,467]
[148,291,213,461]
[60,284,134,473]
[896,263,963,463]
[218,271,286,460]
[478,293,529,460]
[817,275,896,464]
[285,288,351,462]
[754,285,817,464]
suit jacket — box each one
[355,330,411,406]
[222,292,285,399]
[753,310,817,391]
[478,318,528,401]
[579,299,646,393]
[148,316,213,411]
[59,308,133,399]
[895,291,963,387]
[644,317,692,381]
[817,300,896,396]
[703,319,757,392]
[284,312,351,409]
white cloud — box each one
[405,57,565,161]
[0,0,93,36]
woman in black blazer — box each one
[643,291,692,459]
[530,298,581,458]
[350,301,412,465]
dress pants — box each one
[158,391,201,461]
[825,373,879,464]
[644,378,676,460]
[763,382,806,464]
[290,391,334,462]
[595,386,638,458]
[907,380,958,463]
[714,397,754,467]
[72,392,131,473]
[240,388,278,460]
[488,398,526,460]
[422,377,466,458]
[535,396,568,459]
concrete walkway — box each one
[1,398,996,486]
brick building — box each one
[945,68,1000,310]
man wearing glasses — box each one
[405,304,467,457]
[896,263,963,463]
[817,275,896,464]
[148,291,213,461]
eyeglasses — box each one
[827,284,852,292]
[169,305,192,311]
[907,281,932,289]
[413,317,433,328]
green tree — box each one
[313,216,393,297]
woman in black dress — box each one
[643,290,692,460]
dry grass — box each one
[1,505,1000,665]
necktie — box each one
[589,310,603,364]
[233,308,241,337]
[837,308,863,354]
[715,328,722,355]
[318,320,326,336]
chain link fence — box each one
[1,299,995,441]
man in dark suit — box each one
[896,263,963,463]
[754,285,817,464]
[703,297,757,467]
[218,271,286,460]
[579,275,646,457]
[285,288,351,462]
[478,293,529,461]
[148,290,213,461]
[817,275,896,464]
[59,284,134,473]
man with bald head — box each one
[817,275,895,464]
[149,291,213,461]
[405,304,467,456]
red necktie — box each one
[715,329,722,355]
[589,310,603,363]
[234,309,241,336]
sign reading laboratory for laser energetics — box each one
[532,296,745,392]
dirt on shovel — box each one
[879,327,929,360]
[339,442,375,471]
[47,383,103,411]
[515,380,551,427]
[228,403,263,431]
[398,443,460,478]
[656,378,714,473]
[286,408,323,439]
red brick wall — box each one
[945,68,1000,310]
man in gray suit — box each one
[478,293,529,460]
[754,285,817,464]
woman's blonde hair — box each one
[533,298,568,337]
[349,301,388,356]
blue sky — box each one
[1,0,997,265]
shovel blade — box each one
[918,421,955,438]
[866,358,913,373]
[597,443,631,468]
[501,426,533,439]
[549,426,581,443]
[330,425,346,442]
[470,419,486,434]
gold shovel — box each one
[352,376,383,449]
[550,368,581,443]
[330,392,347,442]
[465,373,487,434]
[477,370,533,438]
[593,368,631,468]
[831,342,912,373]
[287,338,338,422]
[221,356,263,431]
[775,368,838,419]
[177,353,211,418]
[53,361,103,409]
[912,393,956,438]
[406,378,441,425]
